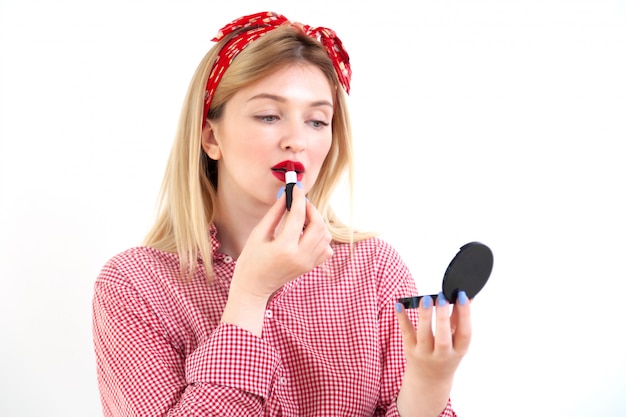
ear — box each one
[201,121,222,160]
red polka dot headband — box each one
[202,11,351,127]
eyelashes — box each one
[254,115,330,128]
[255,115,279,123]
[309,120,329,128]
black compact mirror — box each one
[398,242,493,308]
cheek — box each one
[309,138,333,178]
[318,136,333,162]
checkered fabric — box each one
[92,227,457,416]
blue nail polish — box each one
[458,290,468,305]
[276,186,285,199]
[437,292,447,306]
[422,295,432,309]
[296,181,303,189]
[394,302,403,313]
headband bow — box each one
[202,11,351,126]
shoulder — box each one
[330,237,416,306]
[96,246,183,289]
[330,236,413,287]
[332,236,407,268]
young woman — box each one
[92,11,471,417]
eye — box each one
[255,115,280,123]
[309,120,330,129]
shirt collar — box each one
[209,223,225,261]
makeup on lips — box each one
[273,160,304,211]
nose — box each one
[280,121,307,153]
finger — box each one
[290,200,332,268]
[299,200,329,244]
[394,302,417,348]
[452,290,472,353]
[252,192,288,241]
[416,295,435,351]
[434,292,453,350]
[280,184,307,239]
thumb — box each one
[251,192,288,241]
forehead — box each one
[236,63,334,101]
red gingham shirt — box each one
[93,226,457,416]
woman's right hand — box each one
[220,185,333,336]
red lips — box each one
[271,160,305,182]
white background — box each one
[1,0,625,416]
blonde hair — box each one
[144,24,376,279]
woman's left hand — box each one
[394,291,471,417]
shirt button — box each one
[223,255,233,263]
[279,376,287,385]
[265,309,273,318]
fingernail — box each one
[422,295,432,309]
[437,292,447,306]
[296,181,303,189]
[394,302,404,313]
[458,290,468,305]
[276,186,285,199]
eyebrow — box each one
[247,93,333,108]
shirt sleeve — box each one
[92,260,281,416]
[373,240,457,417]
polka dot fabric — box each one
[202,11,352,126]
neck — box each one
[212,192,271,260]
